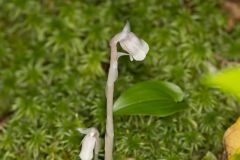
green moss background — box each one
[0,0,240,159]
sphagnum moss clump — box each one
[0,0,239,159]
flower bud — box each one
[117,22,149,61]
[120,32,149,61]
[77,128,99,160]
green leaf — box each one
[231,153,240,160]
[204,67,240,98]
[113,81,187,116]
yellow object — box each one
[206,68,240,99]
[224,118,240,160]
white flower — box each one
[77,128,100,160]
[115,22,149,61]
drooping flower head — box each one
[77,128,100,160]
[113,22,149,61]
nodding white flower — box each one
[115,22,149,61]
[77,128,100,160]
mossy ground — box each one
[0,0,240,159]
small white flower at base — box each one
[77,128,100,160]
[115,22,149,61]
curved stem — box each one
[104,38,118,160]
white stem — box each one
[104,36,118,160]
[104,22,148,159]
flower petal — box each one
[77,128,92,135]
[122,21,130,33]
[117,52,129,58]
[77,128,99,160]
[132,39,149,61]
[80,134,96,160]
[111,22,131,44]
[120,33,149,61]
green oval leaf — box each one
[113,81,187,116]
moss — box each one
[0,0,239,159]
